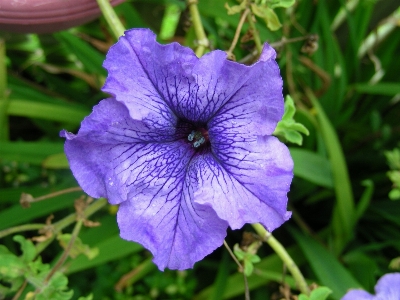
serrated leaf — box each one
[251,4,282,31]
[36,272,73,300]
[274,95,309,145]
[58,234,99,260]
[0,252,26,278]
[13,235,36,263]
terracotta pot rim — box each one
[0,0,125,33]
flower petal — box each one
[61,98,179,203]
[103,29,282,134]
[117,180,228,270]
[375,273,400,299]
[191,43,283,134]
[103,28,196,127]
[192,135,292,231]
[62,98,228,270]
[341,290,374,300]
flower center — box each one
[187,128,209,148]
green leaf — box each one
[36,272,73,300]
[57,234,99,260]
[159,3,182,40]
[289,148,333,188]
[7,99,89,124]
[308,90,355,254]
[224,2,247,15]
[13,235,36,263]
[289,228,362,300]
[274,95,310,145]
[309,286,332,300]
[54,32,106,76]
[270,0,296,9]
[0,247,26,278]
[354,82,400,96]
[42,153,69,169]
[251,4,282,31]
[0,141,64,165]
[66,234,143,274]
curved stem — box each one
[226,8,250,59]
[96,0,126,40]
[0,224,45,239]
[35,198,108,254]
[44,219,83,283]
[223,240,250,300]
[187,0,208,57]
[246,13,263,55]
[252,223,310,296]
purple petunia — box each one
[341,273,400,300]
[61,29,293,270]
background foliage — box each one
[1,0,400,299]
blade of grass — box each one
[305,88,355,255]
[289,148,333,188]
[289,227,363,300]
[0,38,9,141]
[7,99,89,124]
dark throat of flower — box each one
[187,127,209,149]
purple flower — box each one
[61,29,293,270]
[341,273,400,300]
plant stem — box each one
[44,219,83,283]
[223,240,250,300]
[252,223,310,296]
[35,198,108,254]
[226,8,250,59]
[0,38,9,141]
[20,187,82,207]
[114,257,156,291]
[0,224,45,239]
[246,12,263,56]
[96,0,126,40]
[187,0,209,57]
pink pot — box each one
[0,0,125,34]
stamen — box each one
[188,131,195,141]
[193,137,205,148]
[187,128,209,148]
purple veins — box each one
[61,28,293,270]
[341,273,400,300]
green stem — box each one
[246,13,263,55]
[0,38,9,141]
[0,224,45,239]
[187,0,208,57]
[115,257,156,291]
[252,223,310,296]
[96,0,126,40]
[35,198,107,254]
[226,8,250,59]
[44,219,83,283]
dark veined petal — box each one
[62,98,228,269]
[103,29,283,133]
[117,179,228,270]
[190,136,292,231]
